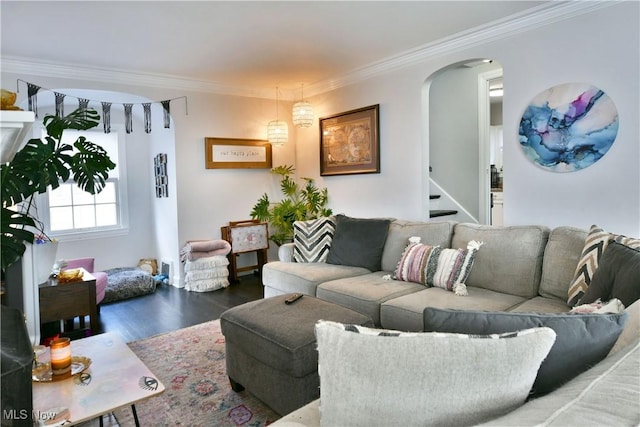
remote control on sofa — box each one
[285,293,303,304]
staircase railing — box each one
[429,178,478,223]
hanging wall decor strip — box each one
[16,79,188,134]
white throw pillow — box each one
[315,321,556,427]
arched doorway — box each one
[424,59,503,224]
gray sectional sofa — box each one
[264,220,586,330]
[261,218,640,426]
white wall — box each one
[3,2,638,281]
[300,2,639,236]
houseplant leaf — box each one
[250,165,332,245]
[1,108,115,273]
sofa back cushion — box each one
[539,226,588,301]
[451,223,549,298]
[381,220,455,272]
[423,308,627,396]
[326,215,391,271]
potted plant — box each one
[250,165,332,245]
[1,107,116,272]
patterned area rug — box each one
[113,320,280,426]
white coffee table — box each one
[33,332,165,426]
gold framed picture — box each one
[205,138,272,169]
[319,104,380,176]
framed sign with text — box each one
[205,137,272,169]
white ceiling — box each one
[1,1,551,97]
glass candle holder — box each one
[50,337,72,377]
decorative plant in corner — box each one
[1,108,116,272]
[250,165,332,245]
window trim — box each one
[35,124,130,242]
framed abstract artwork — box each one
[519,83,618,172]
[319,104,380,176]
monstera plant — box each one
[250,165,332,245]
[1,108,116,272]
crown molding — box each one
[1,1,616,100]
[1,57,279,99]
[305,1,617,96]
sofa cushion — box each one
[567,224,640,306]
[394,238,482,294]
[381,220,456,272]
[508,297,570,314]
[262,261,370,297]
[316,272,424,326]
[292,216,336,263]
[423,308,628,396]
[315,320,556,427]
[477,338,640,427]
[381,286,526,332]
[326,215,391,271]
[451,223,549,298]
[580,242,640,308]
[539,226,588,301]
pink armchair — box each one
[62,257,108,307]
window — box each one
[39,127,129,240]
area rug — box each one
[113,320,280,426]
[103,268,156,303]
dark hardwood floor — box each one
[92,273,263,343]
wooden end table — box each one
[39,268,98,335]
[33,332,165,426]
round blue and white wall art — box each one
[519,82,618,172]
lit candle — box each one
[50,337,72,377]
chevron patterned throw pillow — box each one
[568,225,640,306]
[293,216,336,263]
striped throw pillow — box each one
[293,216,336,263]
[567,225,640,306]
[394,237,483,295]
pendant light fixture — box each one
[292,83,313,128]
[267,87,288,146]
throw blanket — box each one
[180,239,231,262]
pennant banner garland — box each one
[123,103,134,134]
[55,92,65,117]
[16,79,187,134]
[102,102,112,133]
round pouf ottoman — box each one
[103,267,156,303]
[220,294,373,416]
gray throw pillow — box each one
[580,241,640,308]
[326,215,391,271]
[423,308,628,396]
